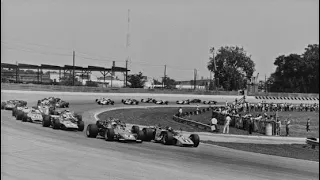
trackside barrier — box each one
[306,138,319,149]
[212,111,277,135]
[172,115,212,132]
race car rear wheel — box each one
[42,115,51,127]
[162,132,174,145]
[143,128,155,141]
[12,108,17,117]
[52,119,61,129]
[86,124,98,138]
[106,128,115,141]
[22,114,28,122]
[16,111,23,120]
[190,134,200,147]
[78,121,85,131]
[131,125,140,134]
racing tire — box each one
[162,132,174,145]
[52,118,61,129]
[106,128,115,141]
[1,102,5,110]
[16,111,23,120]
[42,115,51,127]
[77,121,85,131]
[131,125,140,134]
[143,128,155,141]
[190,134,200,147]
[137,130,145,141]
[111,101,114,105]
[12,108,17,117]
[22,114,28,122]
[86,124,98,138]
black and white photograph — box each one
[1,0,319,179]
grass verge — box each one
[202,141,319,162]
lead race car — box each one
[42,109,84,131]
[122,99,139,105]
[86,119,144,143]
[96,98,115,105]
[138,125,200,147]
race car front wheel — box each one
[86,124,98,138]
[42,115,51,127]
[78,121,85,131]
[190,134,200,147]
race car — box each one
[122,99,139,105]
[1,100,27,110]
[38,97,69,108]
[96,98,115,105]
[176,100,190,104]
[139,126,200,147]
[153,99,169,105]
[21,108,43,123]
[141,98,155,103]
[42,110,84,131]
[13,106,33,120]
[202,100,217,105]
[189,99,202,103]
[86,119,144,143]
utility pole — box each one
[194,69,197,90]
[125,59,128,87]
[163,65,166,88]
[73,50,75,86]
[265,74,267,93]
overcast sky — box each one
[1,0,319,81]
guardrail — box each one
[172,114,213,132]
[306,138,319,149]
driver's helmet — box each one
[167,126,173,132]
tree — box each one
[207,46,255,91]
[163,76,177,89]
[153,79,162,85]
[128,72,146,88]
[268,44,319,93]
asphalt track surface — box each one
[1,91,319,180]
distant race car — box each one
[13,106,32,120]
[122,99,139,105]
[176,100,190,104]
[38,97,69,108]
[189,99,202,103]
[42,110,84,131]
[96,98,115,105]
[202,100,217,105]
[146,126,200,147]
[1,100,27,110]
[86,119,144,143]
[153,99,169,105]
[141,98,155,103]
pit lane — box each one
[1,91,319,180]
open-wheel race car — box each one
[96,98,115,105]
[141,98,155,103]
[122,99,139,105]
[86,119,144,143]
[153,99,169,105]
[42,109,84,131]
[176,100,190,104]
[17,107,43,123]
[1,100,27,110]
[38,97,69,108]
[189,99,202,103]
[202,100,217,105]
[137,125,200,147]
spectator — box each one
[178,107,183,117]
[306,118,311,132]
[196,104,200,115]
[223,115,231,134]
[248,118,253,135]
[211,117,218,132]
[276,119,281,136]
[285,118,291,136]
